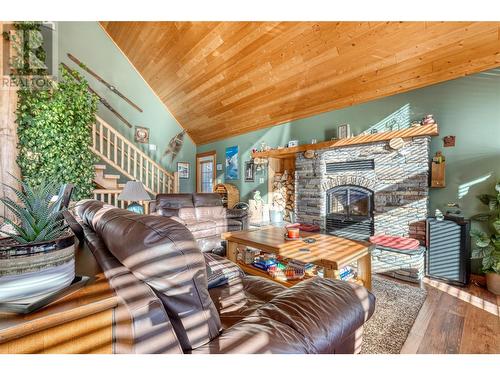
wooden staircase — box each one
[90,115,179,210]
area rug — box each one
[360,276,427,354]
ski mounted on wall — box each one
[67,53,143,113]
[61,63,133,129]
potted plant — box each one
[470,183,500,295]
[0,177,75,302]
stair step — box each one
[118,183,126,188]
[94,164,106,170]
[104,174,120,180]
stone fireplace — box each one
[295,136,430,242]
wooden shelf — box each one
[237,261,364,288]
[252,124,439,159]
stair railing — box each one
[90,115,179,195]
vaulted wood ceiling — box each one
[101,22,500,145]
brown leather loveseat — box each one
[75,200,375,354]
[150,193,248,253]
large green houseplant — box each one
[0,177,75,302]
[470,183,500,295]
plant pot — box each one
[485,272,500,295]
[0,232,75,303]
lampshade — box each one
[118,181,151,201]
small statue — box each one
[421,114,436,125]
[253,190,263,203]
[435,209,444,221]
[445,202,462,217]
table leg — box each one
[357,253,372,291]
[226,241,238,263]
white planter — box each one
[0,234,75,303]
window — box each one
[200,160,213,193]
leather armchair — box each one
[76,200,375,354]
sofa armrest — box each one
[192,277,375,354]
[226,208,249,229]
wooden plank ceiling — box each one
[101,22,500,145]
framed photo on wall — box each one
[337,124,351,139]
[225,145,239,180]
[134,126,150,144]
[177,162,190,179]
[244,161,255,182]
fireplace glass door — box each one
[328,186,372,220]
[326,185,374,240]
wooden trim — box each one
[196,151,217,193]
[0,297,119,344]
[196,150,216,158]
[252,124,439,159]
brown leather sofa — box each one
[75,200,375,354]
[150,193,248,253]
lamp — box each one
[118,181,151,214]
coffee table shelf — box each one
[237,260,365,288]
[223,227,372,290]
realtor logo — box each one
[1,21,57,90]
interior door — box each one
[196,151,216,193]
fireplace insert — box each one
[326,185,374,240]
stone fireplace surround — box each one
[295,136,430,242]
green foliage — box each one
[16,65,98,201]
[470,183,500,274]
[0,176,66,244]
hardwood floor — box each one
[400,276,500,354]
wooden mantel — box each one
[252,124,439,159]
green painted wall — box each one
[56,22,196,193]
[198,68,500,217]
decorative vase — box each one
[0,232,75,302]
[485,272,500,295]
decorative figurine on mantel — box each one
[445,203,463,217]
[435,209,445,221]
[421,114,436,125]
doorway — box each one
[196,151,216,193]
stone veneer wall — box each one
[295,136,430,242]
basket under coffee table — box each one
[222,227,373,290]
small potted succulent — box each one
[0,177,75,302]
[470,183,500,295]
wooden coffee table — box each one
[223,227,373,290]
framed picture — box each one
[244,161,255,182]
[225,146,239,180]
[135,126,150,144]
[337,124,351,139]
[216,163,223,171]
[177,162,190,179]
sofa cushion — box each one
[193,193,223,207]
[91,207,222,352]
[156,193,194,209]
[195,206,226,221]
[209,275,287,329]
[177,207,197,222]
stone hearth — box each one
[295,136,430,242]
